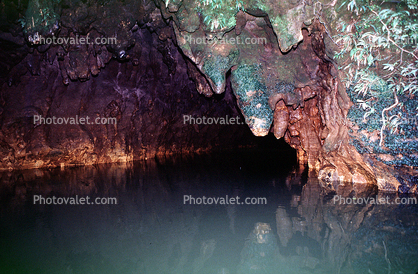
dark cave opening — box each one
[1,1,418,274]
[0,14,301,171]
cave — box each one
[1,0,418,273]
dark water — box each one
[1,148,418,274]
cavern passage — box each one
[1,0,418,193]
[1,0,418,273]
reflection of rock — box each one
[253,222,272,244]
[201,239,216,257]
[276,207,293,247]
[294,246,319,269]
[275,173,418,273]
[226,203,236,234]
[192,239,216,273]
[226,188,239,235]
[350,213,418,274]
[217,267,230,274]
[292,217,307,235]
[238,222,278,274]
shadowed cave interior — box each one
[1,0,418,273]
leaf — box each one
[383,63,395,71]
[367,54,374,66]
[350,48,358,58]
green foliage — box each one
[24,0,60,37]
[195,0,245,32]
[347,80,418,166]
[406,0,418,9]
[335,0,418,151]
[18,18,26,29]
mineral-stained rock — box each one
[186,60,213,97]
[1,0,416,192]
[130,42,142,66]
[0,27,254,170]
[88,53,100,76]
[192,239,216,273]
[273,100,289,139]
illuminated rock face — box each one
[0,0,416,192]
[169,0,415,193]
[175,10,381,191]
[0,26,253,170]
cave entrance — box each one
[236,132,299,173]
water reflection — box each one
[0,152,417,274]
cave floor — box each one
[0,149,417,274]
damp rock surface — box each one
[0,0,417,193]
[0,26,254,170]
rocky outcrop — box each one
[1,0,417,192]
[164,0,417,193]
[0,22,254,170]
[168,0,383,192]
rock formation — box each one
[1,0,417,193]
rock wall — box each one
[0,5,255,170]
[1,0,417,193]
[166,0,383,193]
[163,0,417,193]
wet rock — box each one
[273,100,289,139]
[186,60,213,97]
[0,27,254,170]
[276,207,293,247]
[0,0,416,193]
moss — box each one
[231,64,272,135]
[202,49,239,93]
[270,14,298,51]
[175,5,200,33]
